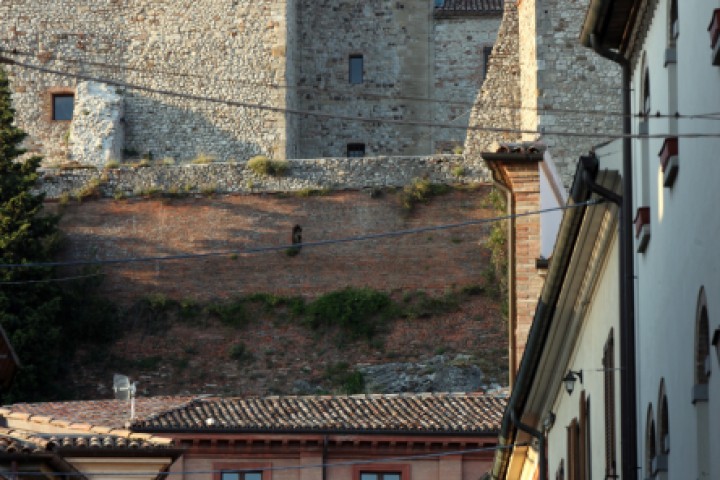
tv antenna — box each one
[113,374,137,422]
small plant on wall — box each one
[247,155,289,176]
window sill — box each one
[651,454,668,474]
[634,207,651,253]
[692,383,709,404]
[664,48,676,67]
[659,137,678,187]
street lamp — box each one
[563,370,583,395]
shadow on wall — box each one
[118,92,270,165]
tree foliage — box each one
[0,67,117,402]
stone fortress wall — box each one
[466,0,623,187]
[2,0,501,170]
[1,0,291,166]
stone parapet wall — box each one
[39,155,491,200]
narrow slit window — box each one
[349,55,364,84]
[52,94,75,121]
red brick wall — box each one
[55,187,497,303]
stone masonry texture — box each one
[2,1,501,167]
[466,0,623,187]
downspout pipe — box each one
[590,34,638,480]
[508,408,547,480]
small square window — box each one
[52,94,74,121]
[347,143,365,157]
[349,55,364,84]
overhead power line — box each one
[2,55,720,139]
[0,199,605,271]
[5,46,720,121]
[0,442,528,477]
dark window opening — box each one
[347,143,365,158]
[670,0,679,40]
[642,68,651,116]
[360,474,401,480]
[603,331,617,479]
[53,94,74,121]
[350,55,364,84]
[221,471,262,480]
[482,46,493,82]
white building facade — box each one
[489,1,720,479]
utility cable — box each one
[0,442,529,477]
[6,45,720,121]
[0,199,604,271]
[3,55,720,139]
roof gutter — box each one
[580,0,612,48]
[489,164,597,479]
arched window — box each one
[645,405,656,477]
[669,0,679,43]
[642,67,651,116]
[696,288,710,385]
[658,381,670,454]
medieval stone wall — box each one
[2,1,501,167]
[38,154,490,200]
[1,0,290,165]
[433,14,502,153]
[466,0,622,186]
[529,0,623,184]
[465,1,521,157]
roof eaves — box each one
[488,156,603,479]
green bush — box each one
[324,362,365,394]
[400,178,452,212]
[305,288,396,342]
[208,299,248,328]
[247,155,289,176]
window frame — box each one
[353,464,409,480]
[349,54,364,84]
[51,92,75,121]
[213,462,271,480]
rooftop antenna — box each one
[113,374,137,422]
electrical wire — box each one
[0,272,103,286]
[0,199,604,271]
[3,54,720,139]
[2,46,632,116]
[0,442,529,477]
[6,45,720,121]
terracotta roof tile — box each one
[4,396,198,429]
[133,393,507,435]
[434,0,504,17]
[0,427,172,452]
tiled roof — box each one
[0,427,172,453]
[3,396,198,429]
[434,0,504,17]
[133,393,507,435]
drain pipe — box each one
[509,408,547,480]
[590,34,638,480]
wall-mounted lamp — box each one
[711,327,720,364]
[563,370,583,395]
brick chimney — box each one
[482,143,546,386]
